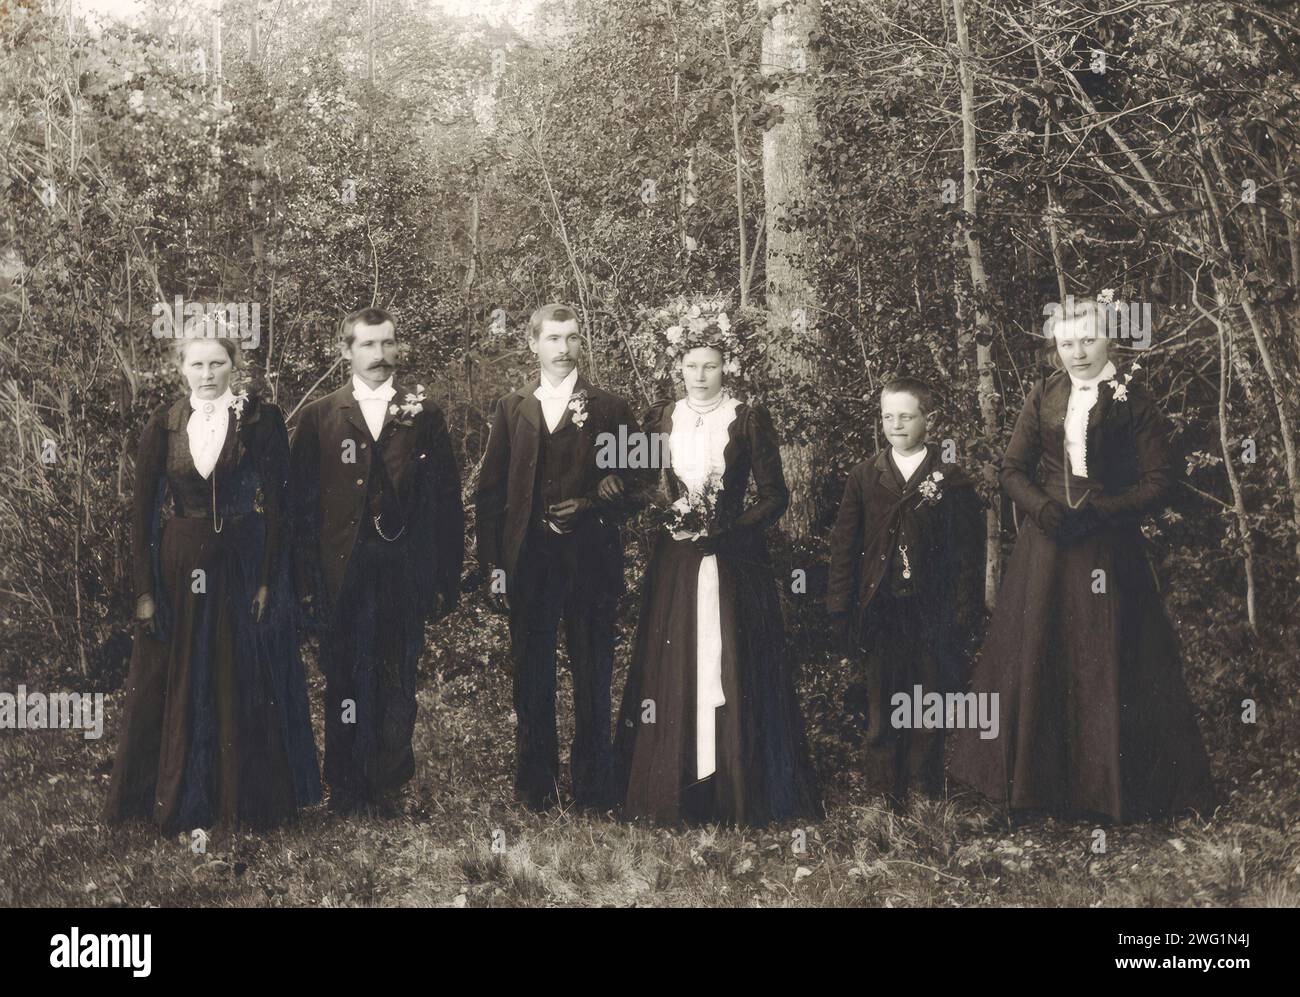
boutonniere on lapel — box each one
[229,390,250,423]
[388,384,427,426]
[1102,362,1138,402]
[226,390,254,470]
[568,389,589,429]
[914,471,944,508]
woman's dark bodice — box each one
[1001,368,1177,528]
[132,395,290,601]
[642,397,790,547]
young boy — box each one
[826,376,984,803]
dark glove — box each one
[1058,504,1102,543]
[692,528,729,556]
[1034,499,1066,537]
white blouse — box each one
[187,389,234,480]
[1064,360,1116,477]
[669,395,740,495]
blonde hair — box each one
[171,337,242,392]
[1044,297,1109,371]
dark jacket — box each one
[826,442,984,659]
[1002,367,1177,532]
[289,379,464,619]
[473,374,643,594]
[132,393,291,636]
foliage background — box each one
[1,0,1297,906]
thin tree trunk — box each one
[952,0,1001,608]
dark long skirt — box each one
[948,474,1215,822]
[105,514,321,835]
[614,533,822,826]
[319,536,426,804]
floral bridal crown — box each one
[630,294,764,391]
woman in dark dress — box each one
[105,338,321,835]
[614,331,822,827]
[949,298,1215,822]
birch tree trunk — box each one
[952,0,1002,607]
[761,0,821,535]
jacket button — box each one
[880,554,886,560]
[360,442,368,450]
[350,517,358,525]
[356,478,364,486]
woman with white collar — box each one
[105,337,321,835]
[950,297,1214,822]
[614,316,821,827]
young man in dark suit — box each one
[473,303,643,811]
[290,307,464,813]
[827,377,984,803]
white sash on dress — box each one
[668,396,740,780]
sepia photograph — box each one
[0,0,1295,930]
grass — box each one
[2,600,1298,908]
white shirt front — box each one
[187,389,234,480]
[533,367,579,433]
[352,374,396,441]
[1065,360,1116,477]
[891,446,927,484]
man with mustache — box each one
[474,303,643,810]
[290,307,464,813]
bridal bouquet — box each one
[662,471,724,541]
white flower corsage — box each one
[229,391,249,421]
[915,470,944,507]
[1103,369,1134,402]
[388,384,427,422]
[568,389,589,428]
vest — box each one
[530,420,589,530]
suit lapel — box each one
[339,381,374,443]
[874,451,902,496]
[520,379,542,432]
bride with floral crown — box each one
[613,298,822,826]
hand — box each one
[547,497,591,533]
[1035,499,1066,536]
[1059,504,1102,543]
[297,592,320,634]
[135,594,157,637]
[692,531,724,556]
[435,588,459,622]
[596,474,624,504]
[251,585,270,623]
